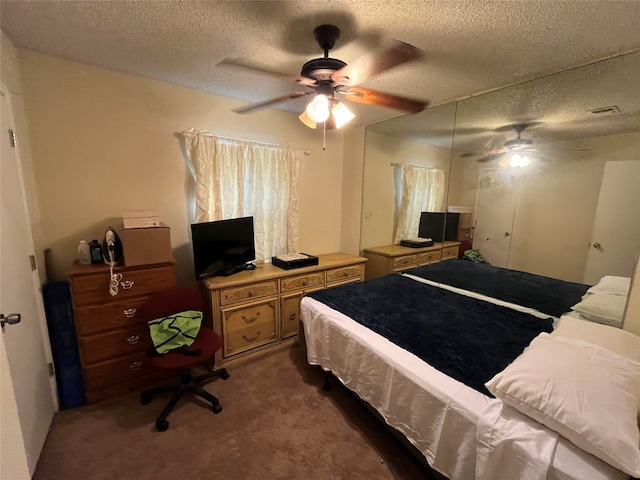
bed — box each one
[301,266,639,480]
[401,258,590,318]
[405,259,630,327]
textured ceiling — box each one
[2,0,640,129]
[368,50,640,154]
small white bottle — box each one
[77,240,91,265]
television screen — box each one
[418,212,460,242]
[191,216,256,279]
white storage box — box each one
[122,210,160,229]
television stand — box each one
[363,241,460,280]
[199,253,367,369]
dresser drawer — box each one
[326,264,364,284]
[281,293,302,339]
[418,251,440,265]
[280,271,325,293]
[70,265,175,306]
[220,280,278,306]
[83,351,164,392]
[79,324,152,365]
[74,297,150,336]
[222,299,277,356]
[392,254,418,270]
[442,246,459,259]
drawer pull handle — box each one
[123,308,137,318]
[129,361,142,371]
[120,280,135,290]
[127,335,140,344]
[242,311,260,324]
[289,313,296,322]
[242,331,261,343]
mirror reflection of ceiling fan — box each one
[460,123,590,167]
[218,24,429,129]
[462,124,536,166]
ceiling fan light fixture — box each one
[298,110,317,129]
[500,153,532,168]
[332,102,355,129]
[306,94,330,123]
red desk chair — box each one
[139,287,229,431]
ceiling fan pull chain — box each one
[323,121,326,150]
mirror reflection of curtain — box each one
[393,164,445,243]
[181,130,301,261]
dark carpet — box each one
[33,344,445,480]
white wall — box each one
[17,49,351,287]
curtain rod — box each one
[180,129,310,155]
[390,162,440,170]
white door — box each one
[472,169,519,267]
[583,160,640,285]
[1,88,57,476]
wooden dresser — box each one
[67,261,176,404]
[200,253,367,367]
[363,241,460,280]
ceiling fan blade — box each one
[342,86,428,113]
[460,148,507,159]
[232,91,314,114]
[476,152,508,163]
[218,58,317,87]
[331,40,424,87]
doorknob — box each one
[1,313,21,329]
[504,232,511,237]
[592,243,602,249]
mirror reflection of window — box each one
[393,164,445,243]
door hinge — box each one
[9,129,17,148]
[29,255,37,271]
[47,362,55,377]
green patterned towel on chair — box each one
[148,310,202,354]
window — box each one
[183,131,302,260]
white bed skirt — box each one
[301,297,627,480]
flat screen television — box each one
[191,216,256,279]
[418,212,460,242]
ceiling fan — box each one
[218,24,429,129]
[461,123,592,167]
[461,124,536,165]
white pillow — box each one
[571,293,627,327]
[554,315,640,362]
[486,333,640,477]
[587,275,631,296]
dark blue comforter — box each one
[308,274,553,397]
[405,259,590,318]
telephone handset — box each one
[102,227,123,296]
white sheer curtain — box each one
[393,164,446,243]
[182,130,301,261]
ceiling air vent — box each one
[587,105,620,115]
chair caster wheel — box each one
[221,371,230,380]
[141,393,152,405]
[156,419,169,432]
[213,403,222,414]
